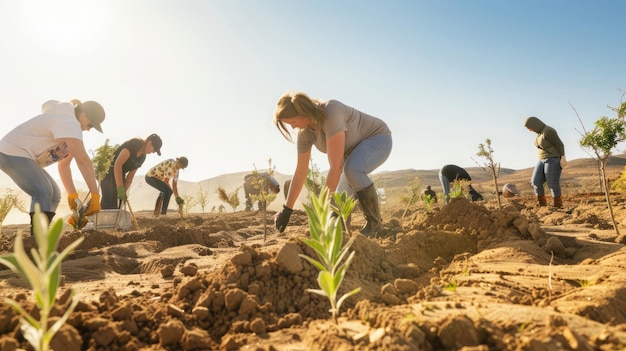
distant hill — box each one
[1,156,625,225]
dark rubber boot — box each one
[554,196,563,208]
[357,184,382,237]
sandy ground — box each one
[1,191,626,350]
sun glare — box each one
[18,0,108,53]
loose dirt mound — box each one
[1,194,626,350]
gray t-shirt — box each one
[297,99,391,156]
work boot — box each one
[356,184,382,237]
[154,195,163,217]
[554,196,563,208]
[537,195,547,207]
[30,212,55,235]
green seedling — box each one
[0,205,83,351]
[444,278,458,292]
[299,186,361,323]
[424,194,434,212]
[576,279,593,288]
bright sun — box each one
[17,0,109,53]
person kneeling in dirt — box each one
[243,172,280,211]
[439,164,483,204]
[423,185,437,203]
[145,156,188,217]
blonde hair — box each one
[273,91,326,142]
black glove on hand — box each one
[274,205,293,233]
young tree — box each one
[576,98,626,240]
[197,184,209,214]
[473,138,502,209]
[401,176,421,221]
[216,186,241,212]
[304,160,326,203]
[248,159,278,241]
[91,139,118,191]
[181,194,198,214]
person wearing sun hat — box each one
[0,99,105,233]
[100,133,162,209]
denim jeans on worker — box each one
[531,157,562,197]
[0,152,61,212]
[336,134,392,197]
[145,176,172,214]
[439,174,451,198]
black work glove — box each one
[274,205,293,233]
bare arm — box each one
[125,169,137,190]
[114,149,131,188]
[285,150,311,209]
[169,177,180,197]
[58,137,99,194]
[325,131,346,193]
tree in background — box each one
[473,138,502,209]
[216,185,241,212]
[197,184,209,213]
[0,189,26,234]
[576,96,626,240]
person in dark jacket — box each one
[101,134,162,209]
[524,116,566,208]
[243,172,280,211]
[439,164,483,204]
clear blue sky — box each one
[1,0,624,182]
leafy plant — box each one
[181,194,198,214]
[0,205,83,351]
[575,96,626,239]
[423,194,434,212]
[473,138,502,209]
[299,186,361,323]
[444,278,458,292]
[576,279,594,288]
[449,179,469,199]
[216,185,241,212]
[304,160,326,205]
[90,139,118,185]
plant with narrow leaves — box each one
[0,205,83,351]
[216,185,241,212]
[423,194,434,212]
[299,187,361,323]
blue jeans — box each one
[145,176,172,214]
[439,173,451,198]
[531,157,562,197]
[337,134,392,197]
[0,152,61,212]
